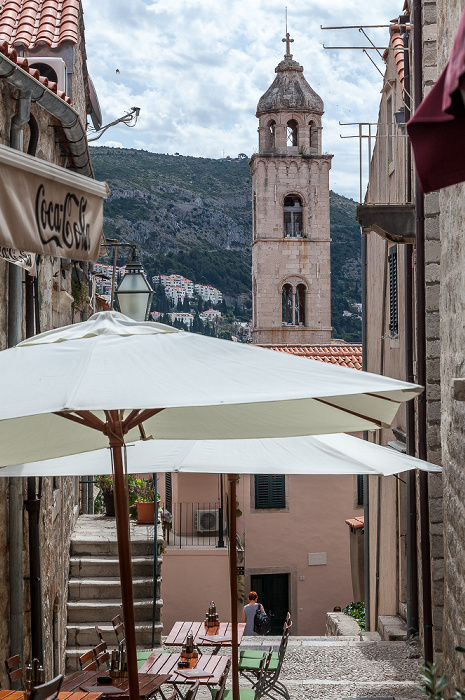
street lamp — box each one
[115,249,153,321]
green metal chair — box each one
[239,621,291,700]
[239,617,291,677]
[212,651,272,700]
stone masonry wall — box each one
[436,0,465,686]
[420,0,444,658]
[251,154,332,344]
[0,18,91,681]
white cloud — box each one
[82,0,402,200]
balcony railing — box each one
[161,501,228,549]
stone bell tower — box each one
[250,34,333,345]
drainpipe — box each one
[361,226,370,630]
[402,19,419,639]
[8,88,31,670]
[412,0,434,664]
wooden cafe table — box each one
[164,621,246,654]
[0,692,103,700]
[139,653,229,698]
[61,671,171,699]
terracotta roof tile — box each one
[0,0,80,49]
[257,343,363,370]
[345,516,364,529]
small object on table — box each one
[24,662,34,700]
[198,635,232,643]
[80,686,124,695]
[204,601,220,630]
[110,650,119,678]
[97,677,113,685]
[176,669,213,679]
[180,632,198,661]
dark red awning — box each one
[407,6,465,193]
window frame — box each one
[254,474,286,510]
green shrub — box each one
[342,601,365,631]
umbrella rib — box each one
[314,398,383,427]
[55,410,106,432]
[123,408,164,435]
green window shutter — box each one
[255,475,285,509]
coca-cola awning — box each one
[407,6,465,193]
[0,143,109,266]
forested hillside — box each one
[91,147,361,341]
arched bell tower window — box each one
[282,284,293,324]
[266,120,276,150]
[282,280,307,326]
[295,284,306,325]
[286,119,298,146]
[283,195,303,238]
[309,120,318,150]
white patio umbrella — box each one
[0,311,424,700]
[0,432,441,478]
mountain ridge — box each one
[91,146,361,342]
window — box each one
[387,95,394,164]
[286,119,298,146]
[283,195,303,238]
[309,120,317,150]
[266,120,276,150]
[295,284,306,325]
[255,475,285,509]
[388,245,398,335]
[282,284,292,324]
[356,475,364,507]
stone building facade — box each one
[0,0,98,685]
[434,0,465,687]
[357,1,444,657]
[250,36,332,345]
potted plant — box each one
[131,477,161,524]
[95,475,115,516]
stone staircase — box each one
[65,515,163,672]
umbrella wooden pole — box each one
[111,438,139,700]
[228,474,239,700]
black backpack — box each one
[253,606,271,635]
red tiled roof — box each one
[0,0,80,50]
[257,343,363,370]
[345,516,364,529]
[384,22,410,87]
[0,39,71,102]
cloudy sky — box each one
[82,0,402,201]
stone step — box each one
[65,636,163,673]
[66,622,163,648]
[71,539,161,558]
[68,577,160,601]
[70,556,162,578]
[67,598,163,623]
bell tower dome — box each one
[250,35,333,344]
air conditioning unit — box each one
[196,509,220,533]
[27,57,67,93]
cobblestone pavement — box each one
[164,636,424,700]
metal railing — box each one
[340,121,412,205]
[161,502,228,549]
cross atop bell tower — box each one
[249,40,333,345]
[282,32,294,57]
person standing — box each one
[241,591,265,636]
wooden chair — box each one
[185,680,200,700]
[94,641,110,670]
[29,674,63,700]
[79,648,98,671]
[111,614,125,652]
[5,654,23,688]
[210,658,231,700]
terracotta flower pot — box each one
[135,500,155,524]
